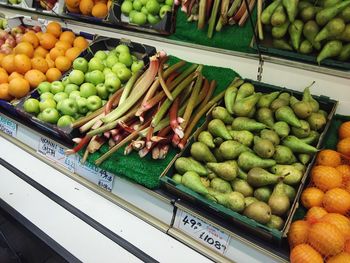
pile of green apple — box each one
[121,0,173,26]
[22,44,145,127]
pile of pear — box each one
[171,79,328,230]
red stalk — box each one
[124,143,133,155]
[165,71,180,86]
[152,147,160,159]
[169,97,184,138]
[105,88,124,115]
[104,132,111,138]
[108,138,116,148]
[72,137,82,144]
[206,0,213,18]
[66,136,90,155]
[159,144,170,159]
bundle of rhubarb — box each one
[66,53,228,167]
[181,0,256,38]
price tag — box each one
[75,155,114,192]
[175,210,230,255]
[0,115,17,138]
[37,137,75,172]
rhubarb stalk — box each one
[197,79,216,110]
[163,60,186,79]
[165,71,180,86]
[158,59,174,101]
[169,97,183,138]
[257,0,263,40]
[66,136,90,155]
[215,0,229,31]
[119,70,142,105]
[208,0,221,38]
[79,113,105,133]
[72,106,105,129]
[238,0,256,27]
[198,0,207,29]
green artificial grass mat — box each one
[82,55,239,189]
[168,7,257,53]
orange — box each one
[290,244,323,263]
[21,32,39,48]
[34,46,49,58]
[49,47,65,61]
[1,54,16,74]
[79,0,94,15]
[24,69,47,89]
[345,239,350,253]
[39,33,57,50]
[327,252,350,263]
[311,165,342,191]
[73,36,88,50]
[107,0,112,10]
[31,57,49,73]
[46,22,62,38]
[0,83,12,101]
[8,72,23,82]
[320,213,350,237]
[8,77,30,98]
[92,3,108,18]
[337,137,350,157]
[336,164,350,182]
[59,31,75,45]
[66,4,81,13]
[323,188,350,214]
[46,57,55,69]
[55,40,72,51]
[36,31,43,39]
[65,0,80,9]
[305,207,328,224]
[14,42,34,58]
[339,121,350,140]
[46,68,62,82]
[14,54,32,74]
[316,150,341,167]
[55,56,72,72]
[0,70,8,84]
[301,187,324,209]
[0,53,5,65]
[288,220,309,248]
[65,47,82,61]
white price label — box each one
[176,210,230,255]
[37,137,75,172]
[0,115,17,138]
[75,156,114,192]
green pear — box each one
[268,182,290,216]
[236,82,255,101]
[226,192,246,212]
[172,174,182,184]
[292,162,306,173]
[298,153,311,165]
[210,177,232,193]
[266,215,284,230]
[273,145,297,164]
[207,188,229,206]
[212,106,234,124]
[307,112,326,131]
[245,197,259,207]
[256,107,275,127]
[190,142,217,163]
[283,183,296,202]
[175,157,208,176]
[208,171,217,180]
[302,86,319,112]
[231,179,254,197]
[213,137,224,147]
[282,136,318,154]
[247,107,256,118]
[208,119,232,140]
[201,177,210,188]
[243,201,272,224]
[254,187,272,202]
[233,93,262,117]
[229,130,254,146]
[207,161,238,181]
[219,140,252,160]
[253,136,276,159]
[238,152,276,171]
[300,131,320,145]
[271,164,303,185]
[291,120,311,138]
[198,131,215,149]
[260,129,280,146]
[182,171,209,195]
[247,167,280,187]
[224,80,241,114]
[257,91,280,108]
[238,167,248,180]
[270,92,290,112]
[273,121,290,138]
[275,106,302,128]
[232,117,267,131]
[213,148,225,162]
[291,100,313,119]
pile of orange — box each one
[0,21,88,101]
[65,0,111,19]
[288,121,350,262]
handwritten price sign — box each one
[176,210,230,255]
[0,115,17,138]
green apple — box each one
[115,44,130,54]
[121,0,133,15]
[50,81,65,94]
[39,98,56,112]
[116,67,132,82]
[53,92,69,103]
[57,115,75,128]
[62,76,71,87]
[131,60,144,73]
[69,69,85,85]
[118,52,133,67]
[132,55,138,61]
[132,12,147,25]
[76,97,89,114]
[87,95,102,111]
[64,83,79,94]
[146,0,160,15]
[109,49,118,57]
[105,75,121,93]
[73,57,88,73]
[40,92,54,101]
[24,98,40,114]
[141,6,148,15]
[140,0,147,5]
[103,68,113,76]
[112,62,127,74]
[41,108,60,124]
[94,50,108,61]
[105,55,119,69]
[69,90,81,100]
[129,10,138,21]
[88,70,105,85]
[80,83,96,98]
[37,112,44,121]
[96,83,109,99]
[133,0,143,11]
[73,113,83,120]
[148,13,160,24]
[88,57,105,72]
[37,82,51,95]
[159,4,171,18]
[165,0,173,6]
[59,98,78,116]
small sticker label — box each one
[0,115,17,138]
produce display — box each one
[180,0,256,38]
[64,0,111,19]
[21,43,145,127]
[170,79,330,230]
[0,18,7,30]
[259,0,350,64]
[0,21,89,101]
[288,121,350,262]
[35,0,59,11]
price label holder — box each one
[75,155,114,192]
[0,115,17,138]
[175,210,231,255]
[37,137,75,173]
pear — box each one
[292,163,306,173]
[253,136,275,159]
[254,187,272,202]
[198,131,215,149]
[201,177,210,188]
[300,131,320,145]
[208,119,232,140]
[298,153,311,165]
[238,152,276,171]
[247,167,280,187]
[238,167,248,180]
[232,117,267,131]
[207,188,229,206]
[291,120,311,138]
[282,136,318,154]
[213,148,224,162]
[318,110,328,118]
[256,107,275,127]
[247,107,256,118]
[229,130,254,147]
[182,171,209,195]
[245,197,259,207]
[273,121,290,138]
[273,145,297,164]
[207,161,238,181]
[175,157,208,176]
[266,215,284,230]
[219,140,252,160]
[208,171,217,180]
[243,201,272,224]
[190,142,217,163]
[226,125,232,131]
[302,86,319,112]
[270,92,290,112]
[275,106,301,128]
[172,174,183,184]
[231,179,254,197]
[212,106,234,124]
[283,184,296,202]
[307,112,326,131]
[271,164,303,185]
[213,137,224,147]
[233,93,262,117]
[227,192,246,212]
[210,177,232,193]
[268,182,290,216]
[236,82,255,101]
[292,100,313,119]
[260,129,280,146]
[257,91,280,108]
[224,81,241,114]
